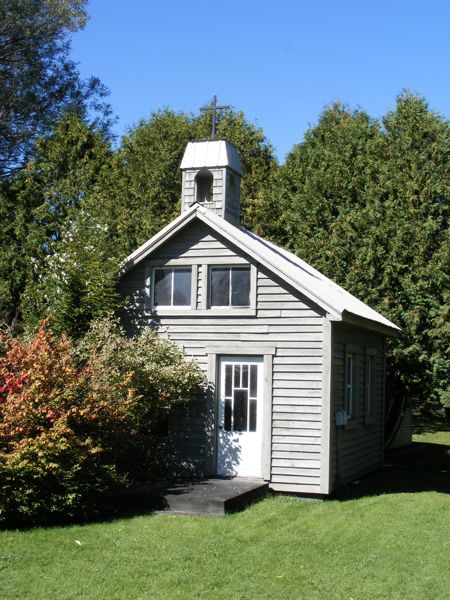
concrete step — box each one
[141,477,268,516]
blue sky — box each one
[71,0,450,161]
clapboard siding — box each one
[119,220,327,490]
[390,406,412,449]
[330,323,385,488]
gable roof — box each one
[121,204,400,335]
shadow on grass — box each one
[333,440,450,501]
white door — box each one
[217,356,264,477]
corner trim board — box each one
[320,317,332,494]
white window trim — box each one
[344,343,359,425]
[145,264,197,313]
[206,263,257,313]
[144,260,256,316]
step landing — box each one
[144,477,268,516]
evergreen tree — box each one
[266,93,449,415]
[0,0,111,178]
[11,111,114,335]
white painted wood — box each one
[120,204,399,333]
[320,317,332,495]
[217,356,264,477]
[273,419,321,428]
[273,388,322,397]
[205,343,276,355]
[272,458,321,468]
[274,405,322,414]
[276,348,323,357]
[273,379,322,389]
[206,353,217,475]
[269,482,322,494]
[331,323,385,489]
[272,467,321,477]
[169,325,270,334]
[272,441,321,451]
[120,218,388,494]
[262,354,273,481]
[180,140,243,175]
[273,372,322,381]
[271,474,320,483]
[275,360,322,368]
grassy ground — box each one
[1,429,449,600]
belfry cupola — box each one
[180,139,242,226]
[180,96,242,226]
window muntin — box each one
[210,266,250,307]
[345,352,356,420]
[365,354,375,417]
[224,363,258,432]
[153,268,191,307]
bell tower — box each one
[179,96,243,227]
[180,139,243,226]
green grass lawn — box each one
[1,429,449,600]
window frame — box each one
[145,264,196,313]
[152,266,193,308]
[364,348,377,424]
[208,264,253,310]
[144,259,256,317]
[344,343,359,423]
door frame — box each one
[206,344,275,480]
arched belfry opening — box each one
[195,169,213,203]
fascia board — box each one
[340,310,401,337]
[119,206,199,275]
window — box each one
[345,352,357,420]
[153,268,191,307]
[210,266,250,307]
[365,353,375,419]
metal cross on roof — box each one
[200,95,230,139]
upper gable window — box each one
[210,266,250,307]
[195,170,213,203]
[153,267,191,307]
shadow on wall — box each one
[119,287,155,336]
[216,430,243,477]
[333,441,450,500]
[119,294,244,478]
[163,382,243,480]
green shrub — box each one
[77,317,206,480]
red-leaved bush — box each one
[0,318,204,527]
